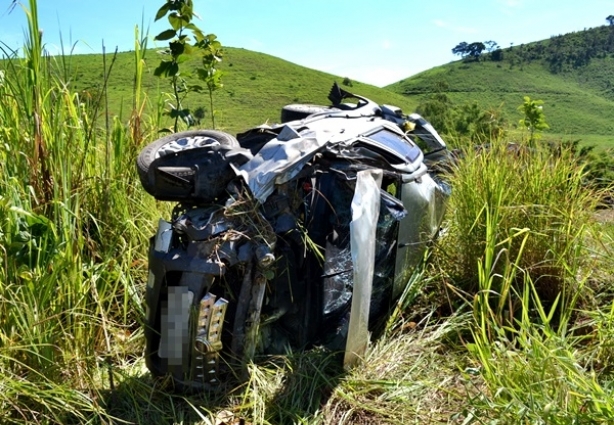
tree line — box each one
[451,16,614,72]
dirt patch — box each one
[594,207,614,223]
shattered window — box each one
[366,128,422,163]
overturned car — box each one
[137,83,451,390]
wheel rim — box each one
[155,135,221,159]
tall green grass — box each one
[439,141,599,314]
[0,1,159,422]
[433,138,614,423]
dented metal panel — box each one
[393,173,449,298]
[344,169,382,367]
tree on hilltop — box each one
[607,15,614,26]
[484,40,500,52]
[452,41,486,60]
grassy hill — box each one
[13,25,611,146]
[386,26,614,147]
[61,47,418,136]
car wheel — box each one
[137,130,239,200]
[280,104,331,123]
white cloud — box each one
[432,20,477,34]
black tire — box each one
[137,130,238,177]
[137,130,239,201]
[280,104,330,123]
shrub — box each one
[436,139,600,319]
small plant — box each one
[153,0,224,131]
[518,95,549,147]
[196,33,224,128]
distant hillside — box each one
[386,25,614,146]
[4,25,613,145]
[60,47,418,135]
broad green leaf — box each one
[169,12,190,31]
[180,3,194,21]
[154,61,180,77]
[169,41,185,56]
[168,13,183,31]
[197,69,208,80]
[188,85,204,92]
[168,62,179,76]
[167,0,181,11]
[185,24,205,42]
[155,3,169,21]
[169,108,191,119]
[153,61,170,77]
[155,29,177,41]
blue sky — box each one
[1,0,613,87]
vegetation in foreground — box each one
[1,1,614,423]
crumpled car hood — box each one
[236,117,427,203]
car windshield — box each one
[366,128,422,163]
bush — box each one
[436,139,600,316]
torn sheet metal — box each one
[235,126,327,202]
[344,168,383,367]
[393,173,450,298]
[236,119,429,203]
[407,113,447,152]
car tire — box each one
[280,104,331,123]
[137,130,239,201]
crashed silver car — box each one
[137,83,450,390]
